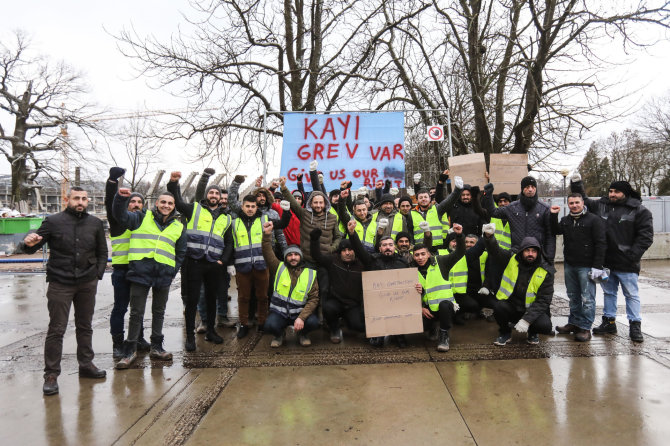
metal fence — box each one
[543,195,670,233]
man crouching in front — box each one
[261,220,320,347]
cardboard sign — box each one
[489,153,529,194]
[362,268,423,337]
[280,112,405,190]
[448,153,487,187]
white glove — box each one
[358,186,368,195]
[481,307,494,317]
[419,221,430,231]
[454,176,464,189]
[309,160,318,171]
[406,187,415,196]
[227,265,236,276]
[413,173,421,183]
[482,223,496,237]
[478,287,490,296]
[280,200,291,211]
[318,173,324,183]
[377,218,389,229]
[514,319,530,333]
[571,173,582,182]
[452,301,460,312]
[390,187,399,196]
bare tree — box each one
[0,31,102,204]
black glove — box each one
[233,175,245,184]
[484,183,494,193]
[310,228,322,240]
[203,168,215,176]
[438,173,449,183]
[470,186,480,197]
[297,173,303,182]
[346,181,352,189]
[109,167,126,181]
[385,179,391,188]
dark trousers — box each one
[493,300,552,335]
[198,269,231,322]
[44,279,98,377]
[305,262,329,306]
[322,299,366,332]
[184,258,225,334]
[454,293,481,313]
[110,268,146,338]
[127,283,169,344]
[423,300,456,331]
[237,268,269,326]
[263,311,320,337]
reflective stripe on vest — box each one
[185,203,232,261]
[479,251,488,282]
[232,215,268,271]
[412,207,444,245]
[418,263,454,312]
[111,229,131,265]
[128,212,183,267]
[491,217,512,250]
[496,256,548,307]
[270,262,316,318]
[449,256,469,294]
[354,219,377,252]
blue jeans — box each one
[110,268,131,336]
[263,311,320,337]
[564,264,596,330]
[197,269,230,322]
[601,270,641,322]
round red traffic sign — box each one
[427,125,444,141]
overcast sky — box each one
[2,1,669,183]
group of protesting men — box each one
[24,160,654,396]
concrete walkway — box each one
[1,261,670,445]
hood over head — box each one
[253,187,275,205]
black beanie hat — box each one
[398,195,412,207]
[395,231,411,243]
[609,180,633,197]
[520,176,537,190]
[128,192,145,204]
[336,238,353,253]
[497,192,512,203]
[377,193,395,207]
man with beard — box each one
[260,222,319,347]
[412,223,465,352]
[22,187,108,395]
[337,188,376,253]
[105,167,151,359]
[168,171,233,351]
[347,219,410,347]
[479,179,513,299]
[442,176,487,237]
[411,188,451,249]
[484,176,556,261]
[370,193,408,240]
[113,189,186,369]
[310,228,366,343]
[482,224,555,346]
[570,175,653,342]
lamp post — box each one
[560,168,569,216]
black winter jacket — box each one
[22,207,107,285]
[571,181,653,273]
[485,236,555,324]
[350,231,409,270]
[113,193,187,288]
[443,186,488,237]
[550,210,607,269]
[485,195,556,260]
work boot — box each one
[592,316,617,335]
[270,334,284,348]
[437,329,450,352]
[236,325,250,339]
[427,322,439,341]
[43,375,59,396]
[184,335,196,352]
[196,322,207,334]
[299,334,312,347]
[575,329,592,342]
[217,315,236,328]
[556,323,579,334]
[205,327,224,344]
[79,363,107,379]
[115,342,137,370]
[137,335,151,353]
[369,336,384,348]
[629,321,644,343]
[330,327,343,344]
[150,336,173,360]
[112,334,125,360]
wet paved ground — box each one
[1,260,669,445]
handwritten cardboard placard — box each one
[280,112,405,191]
[489,153,529,194]
[448,153,487,187]
[362,268,423,337]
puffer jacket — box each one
[113,193,187,288]
[571,181,653,273]
[486,194,556,260]
[281,186,342,263]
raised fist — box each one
[419,221,430,232]
[118,187,131,197]
[279,176,287,187]
[347,219,357,234]
[280,200,291,211]
[309,160,318,171]
[376,180,384,189]
[262,221,274,234]
[454,176,464,189]
[571,173,582,183]
[318,173,324,183]
[255,175,263,187]
[482,223,495,237]
[340,189,350,199]
[406,187,415,196]
[297,173,304,182]
[452,223,463,234]
[550,205,561,214]
[233,175,245,184]
[358,186,368,195]
[390,187,399,196]
[413,173,421,184]
[109,167,126,181]
[170,171,182,182]
[310,228,322,240]
[203,167,215,175]
[377,218,389,229]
